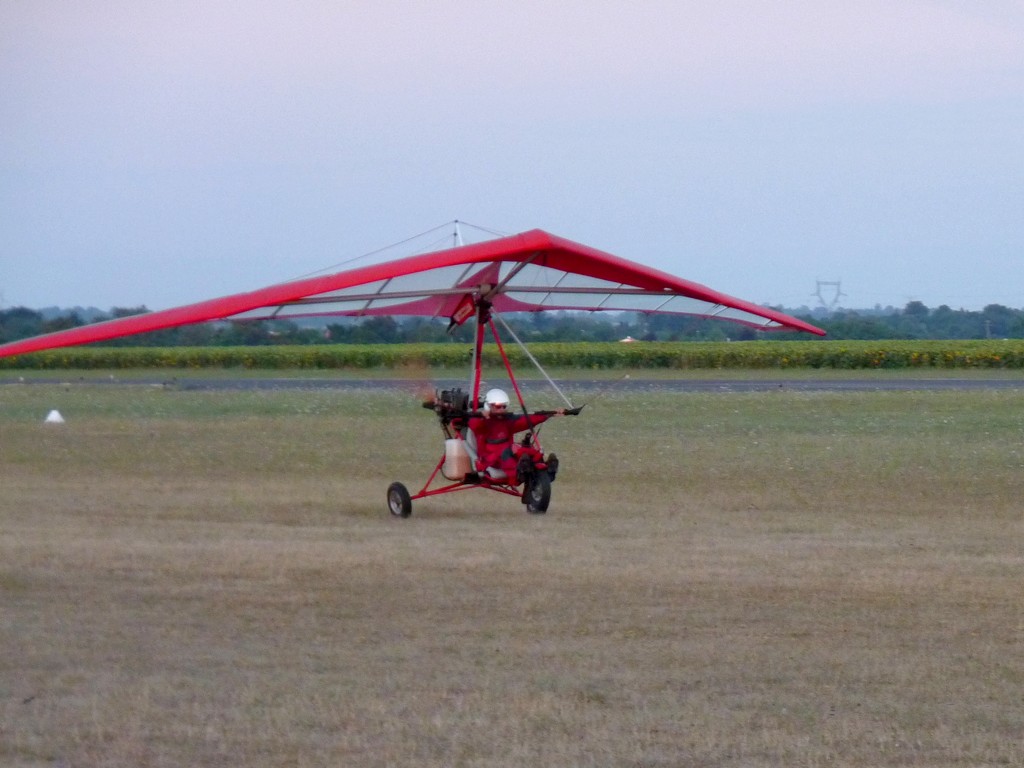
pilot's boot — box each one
[515,454,534,485]
[546,453,559,482]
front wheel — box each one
[524,472,551,514]
[387,482,412,518]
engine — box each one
[423,387,477,427]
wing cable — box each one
[492,310,575,409]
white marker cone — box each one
[44,409,65,424]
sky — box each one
[2,1,1023,314]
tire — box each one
[387,482,412,518]
[524,471,551,514]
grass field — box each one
[2,379,1023,766]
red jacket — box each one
[467,412,550,471]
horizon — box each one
[10,298,1023,320]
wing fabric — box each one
[0,229,824,357]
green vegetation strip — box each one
[5,339,1024,370]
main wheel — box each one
[524,472,551,514]
[387,482,412,518]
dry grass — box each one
[1,382,1023,767]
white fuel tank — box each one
[442,438,472,481]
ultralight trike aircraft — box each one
[0,226,824,516]
[395,290,585,517]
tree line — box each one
[2,301,1024,346]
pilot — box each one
[467,388,565,481]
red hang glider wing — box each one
[0,229,824,358]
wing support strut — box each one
[492,311,574,409]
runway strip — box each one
[181,377,1024,393]
[6,376,1024,393]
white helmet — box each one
[484,387,510,415]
